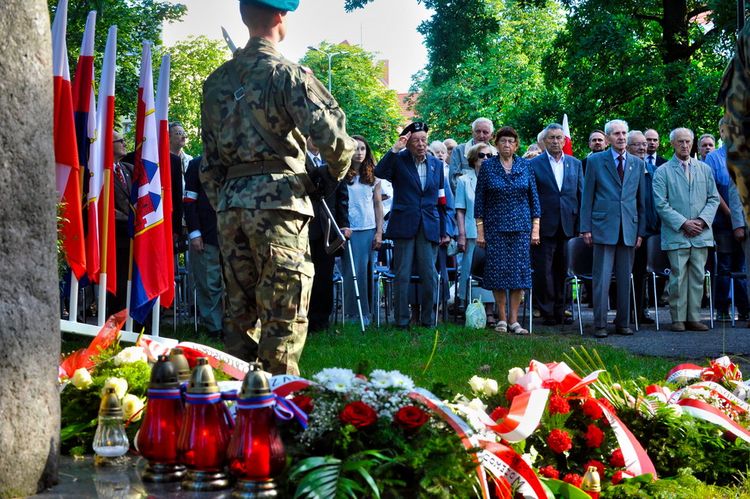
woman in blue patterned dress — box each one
[475,126,541,335]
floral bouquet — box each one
[281,368,480,498]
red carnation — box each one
[291,395,314,414]
[542,379,562,394]
[598,397,616,415]
[490,406,509,422]
[505,384,525,403]
[584,459,605,478]
[581,398,604,420]
[547,428,573,454]
[610,448,625,468]
[539,465,560,479]
[393,405,430,431]
[611,470,627,485]
[548,394,571,415]
[340,401,378,428]
[584,423,605,448]
[563,473,583,488]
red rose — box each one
[539,465,560,479]
[563,473,583,488]
[584,424,605,448]
[490,406,509,422]
[581,398,604,420]
[610,448,625,468]
[505,384,525,403]
[291,395,314,414]
[584,459,605,478]
[548,394,571,415]
[393,405,430,431]
[340,401,378,428]
[611,470,626,485]
[547,428,573,454]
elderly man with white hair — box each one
[447,117,496,193]
[652,127,719,332]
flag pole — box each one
[98,168,112,326]
[151,297,161,337]
[69,275,79,323]
[125,238,134,332]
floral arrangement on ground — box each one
[59,318,750,498]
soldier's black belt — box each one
[225,160,289,179]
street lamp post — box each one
[307,46,343,93]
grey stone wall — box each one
[0,0,60,496]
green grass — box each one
[299,323,676,393]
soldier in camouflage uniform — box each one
[200,0,355,375]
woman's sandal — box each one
[509,322,530,335]
[494,321,508,333]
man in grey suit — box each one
[530,123,583,325]
[580,119,647,338]
[653,128,719,331]
[447,117,495,193]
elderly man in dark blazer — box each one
[530,123,583,325]
[580,119,647,338]
[374,122,449,328]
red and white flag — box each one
[71,11,99,282]
[129,42,169,324]
[562,114,573,156]
[90,26,118,293]
[52,0,86,280]
[156,54,175,308]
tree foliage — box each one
[301,42,404,157]
[158,36,231,157]
[48,0,186,127]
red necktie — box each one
[115,163,126,186]
[617,155,624,182]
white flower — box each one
[469,375,486,393]
[387,371,414,390]
[113,346,148,366]
[507,367,525,385]
[482,378,499,396]
[122,394,145,421]
[71,368,93,390]
[313,368,356,393]
[103,377,129,399]
[369,369,392,388]
[467,397,487,412]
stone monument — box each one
[0,0,60,496]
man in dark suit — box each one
[374,122,448,328]
[644,129,668,170]
[580,119,647,337]
[581,129,607,174]
[306,138,350,331]
[107,131,133,315]
[530,123,583,325]
[184,155,224,336]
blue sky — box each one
[162,0,432,92]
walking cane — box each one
[319,200,366,332]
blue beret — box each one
[240,0,299,11]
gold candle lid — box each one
[239,362,271,399]
[168,347,191,383]
[99,387,124,418]
[187,358,219,394]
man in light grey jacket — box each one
[652,128,720,332]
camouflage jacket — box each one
[200,37,355,216]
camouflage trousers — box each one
[217,207,313,375]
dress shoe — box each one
[670,321,685,332]
[638,315,655,325]
[594,328,608,338]
[615,327,634,336]
[685,321,709,331]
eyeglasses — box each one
[172,131,187,137]
[477,152,493,159]
[113,138,124,144]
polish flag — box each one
[156,54,175,308]
[71,11,99,281]
[562,114,573,156]
[52,0,86,280]
[90,26,118,293]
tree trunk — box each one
[661,0,691,107]
[0,0,60,497]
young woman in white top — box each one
[343,135,383,325]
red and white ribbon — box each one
[598,401,657,478]
[677,398,750,444]
[481,389,550,442]
[666,363,704,384]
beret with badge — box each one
[239,0,299,11]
